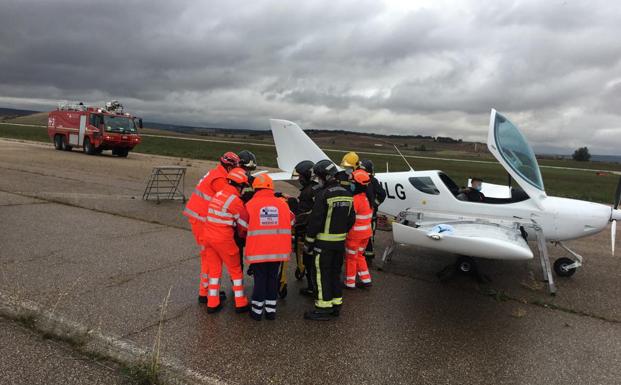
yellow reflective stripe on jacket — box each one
[317,233,347,241]
[322,196,353,235]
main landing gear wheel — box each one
[553,257,577,277]
[457,256,474,274]
[294,267,304,280]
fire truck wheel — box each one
[54,135,63,150]
[61,136,72,151]
[94,148,103,154]
[83,138,95,155]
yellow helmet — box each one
[341,151,359,168]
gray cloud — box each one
[1,0,621,154]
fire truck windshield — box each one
[103,116,137,133]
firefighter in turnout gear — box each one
[344,170,373,289]
[293,160,322,297]
[244,174,294,321]
[201,168,251,313]
[358,159,386,266]
[336,151,359,188]
[183,152,240,303]
[303,160,355,321]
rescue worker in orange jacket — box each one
[183,152,240,303]
[244,174,294,321]
[201,168,251,313]
[358,159,386,267]
[344,169,373,289]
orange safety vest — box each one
[244,189,294,264]
[203,184,249,242]
[183,164,228,222]
[347,192,373,240]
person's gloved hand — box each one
[303,242,315,255]
[247,264,254,276]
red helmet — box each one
[220,152,240,168]
[352,169,371,185]
[227,167,248,185]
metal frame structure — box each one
[142,166,187,203]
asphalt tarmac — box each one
[1,139,620,385]
[0,319,134,385]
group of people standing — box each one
[183,150,385,322]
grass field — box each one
[1,123,618,203]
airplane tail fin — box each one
[269,119,332,172]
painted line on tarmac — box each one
[0,290,232,385]
[2,122,619,175]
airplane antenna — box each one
[386,161,389,173]
[393,144,414,171]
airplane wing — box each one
[392,220,533,260]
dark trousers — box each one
[303,251,316,289]
[251,262,280,316]
[365,217,378,259]
[313,245,344,308]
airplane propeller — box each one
[612,177,621,256]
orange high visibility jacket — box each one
[202,184,249,242]
[244,189,294,264]
[347,192,373,240]
[183,164,229,222]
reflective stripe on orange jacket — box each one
[202,184,249,242]
[244,189,294,264]
[183,164,229,222]
[347,192,373,240]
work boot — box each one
[206,302,223,314]
[249,311,262,321]
[265,313,276,321]
[198,295,207,304]
[304,308,335,321]
[356,281,372,289]
[331,304,341,317]
[235,305,250,314]
[299,287,314,297]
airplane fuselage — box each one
[374,170,616,243]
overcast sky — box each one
[1,0,620,154]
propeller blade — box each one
[614,177,621,210]
[612,220,617,257]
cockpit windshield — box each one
[103,116,137,133]
[493,112,544,191]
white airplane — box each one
[268,110,621,294]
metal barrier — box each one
[142,166,186,203]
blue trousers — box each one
[251,262,280,316]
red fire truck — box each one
[48,101,142,157]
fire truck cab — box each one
[48,101,142,157]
